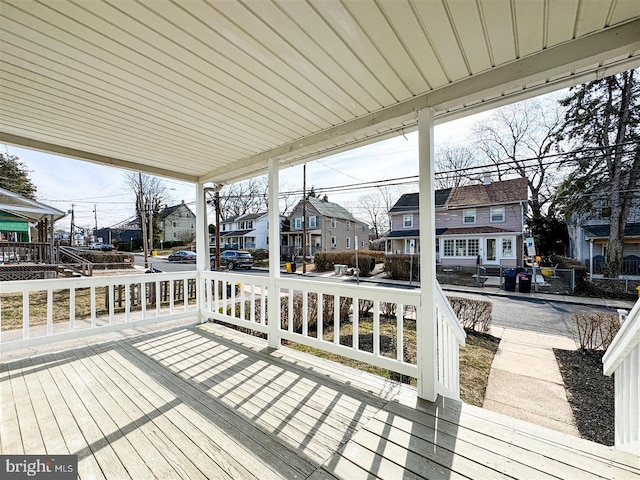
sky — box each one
[4,110,488,231]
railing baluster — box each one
[90,286,96,327]
[260,286,266,325]
[47,289,53,336]
[23,292,29,340]
[240,282,246,321]
[353,297,359,350]
[333,295,339,344]
[141,282,146,319]
[109,284,115,324]
[250,285,255,323]
[373,300,380,356]
[70,288,76,330]
[288,288,294,332]
[124,283,130,322]
[302,291,308,337]
[317,293,323,340]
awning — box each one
[0,219,29,233]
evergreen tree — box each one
[555,70,640,277]
[0,153,37,199]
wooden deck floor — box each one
[1,322,638,479]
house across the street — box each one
[387,177,529,267]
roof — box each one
[159,202,194,220]
[440,226,518,235]
[221,229,254,237]
[304,197,357,222]
[0,187,66,223]
[387,229,447,238]
[390,189,451,212]
[445,178,528,208]
[583,223,640,239]
[1,3,638,185]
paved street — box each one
[441,290,609,339]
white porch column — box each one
[417,107,438,401]
[195,182,207,323]
[267,158,281,349]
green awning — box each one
[0,219,29,233]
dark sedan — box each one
[167,250,196,263]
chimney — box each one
[482,172,492,185]
[322,194,328,202]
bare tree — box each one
[357,193,387,239]
[473,97,566,219]
[125,172,172,247]
[218,177,268,218]
[434,144,478,189]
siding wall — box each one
[289,203,367,251]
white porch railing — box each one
[0,272,198,352]
[603,299,640,455]
[1,270,465,400]
[202,271,466,399]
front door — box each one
[485,238,497,264]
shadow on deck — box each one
[1,322,638,479]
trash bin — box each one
[518,273,532,293]
[151,250,157,256]
[286,262,297,273]
[504,269,517,292]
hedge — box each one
[383,254,419,281]
[313,250,383,276]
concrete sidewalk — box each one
[483,327,580,436]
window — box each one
[172,221,177,227]
[468,238,479,256]
[502,238,514,257]
[346,237,351,249]
[443,239,454,256]
[443,238,479,257]
[331,236,337,247]
[346,221,351,231]
[172,232,177,238]
[362,224,367,232]
[331,218,337,228]
[361,240,365,248]
[308,216,318,228]
[403,214,413,228]
[490,206,505,223]
[293,217,302,229]
[463,209,476,224]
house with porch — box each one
[387,177,528,267]
[218,211,283,250]
[568,198,640,275]
[1,2,638,476]
[283,196,369,257]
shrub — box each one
[573,311,621,351]
[252,293,353,331]
[313,250,383,275]
[447,296,492,333]
[247,248,268,261]
[384,254,419,281]
[551,255,588,292]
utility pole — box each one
[70,204,75,246]
[138,172,149,269]
[302,163,307,274]
[94,204,98,240]
[148,198,153,253]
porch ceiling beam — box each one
[200,18,640,184]
[0,133,200,183]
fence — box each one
[0,272,198,352]
[201,271,465,399]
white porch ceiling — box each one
[1,0,639,186]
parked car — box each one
[168,250,196,263]
[89,243,112,251]
[212,250,254,270]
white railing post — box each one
[417,107,438,401]
[267,158,281,348]
[195,181,207,324]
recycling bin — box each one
[518,273,532,293]
[504,269,517,292]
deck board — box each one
[1,322,638,479]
